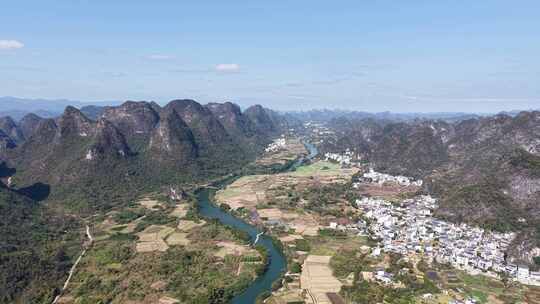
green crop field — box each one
[290,161,341,177]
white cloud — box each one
[147,54,174,60]
[0,40,24,50]
[215,63,240,72]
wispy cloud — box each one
[311,77,353,86]
[169,67,212,73]
[403,95,540,103]
[147,54,174,60]
[215,63,240,72]
[0,65,45,72]
[0,40,24,50]
[102,71,127,78]
[285,82,304,87]
[287,95,310,100]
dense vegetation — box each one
[332,250,439,304]
[301,183,359,215]
[436,182,524,232]
[0,186,80,303]
[67,214,262,304]
[509,148,540,177]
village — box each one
[238,142,540,303]
[318,148,540,287]
[265,137,288,153]
[354,193,540,286]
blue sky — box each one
[1,1,539,112]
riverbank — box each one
[195,142,319,303]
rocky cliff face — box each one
[54,106,96,140]
[165,99,231,150]
[101,101,160,138]
[244,104,279,135]
[18,113,43,140]
[206,102,255,138]
[0,116,24,143]
[0,131,16,155]
[85,118,131,161]
[149,106,198,162]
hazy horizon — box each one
[1,95,538,116]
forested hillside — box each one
[0,180,81,303]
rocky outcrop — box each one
[165,99,231,150]
[18,113,43,140]
[149,107,198,162]
[206,102,255,138]
[244,105,278,135]
[101,101,160,138]
[54,106,95,140]
[85,118,131,161]
[0,116,24,143]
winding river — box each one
[196,142,318,304]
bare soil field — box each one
[165,232,190,246]
[136,225,175,253]
[279,234,304,243]
[300,255,343,304]
[158,296,180,304]
[216,161,358,212]
[138,198,162,210]
[177,219,206,231]
[213,241,253,258]
[169,204,188,217]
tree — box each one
[290,262,302,273]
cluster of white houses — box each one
[264,137,287,153]
[304,121,335,136]
[354,195,540,286]
[359,168,423,187]
[324,149,355,165]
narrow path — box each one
[52,225,93,304]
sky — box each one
[1,0,540,113]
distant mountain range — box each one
[2,96,537,123]
[0,96,121,120]
[286,109,539,123]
